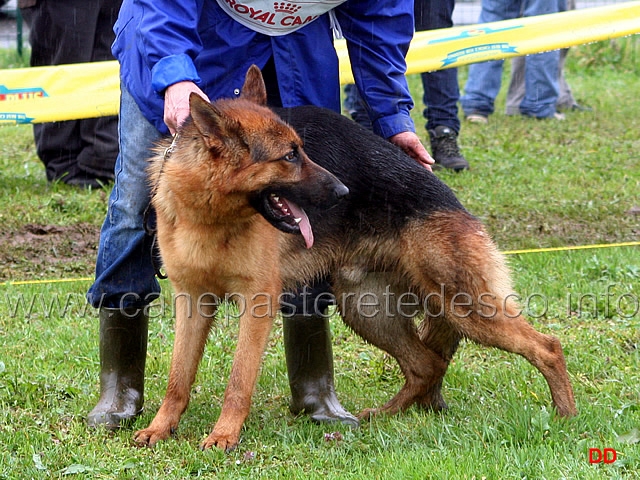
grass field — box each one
[1,39,639,479]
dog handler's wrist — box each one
[373,110,416,140]
[151,53,201,95]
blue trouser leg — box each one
[421,68,461,133]
[87,85,162,309]
[460,0,520,116]
[519,49,560,118]
[461,0,559,118]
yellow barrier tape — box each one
[0,61,120,124]
[503,241,640,255]
[1,242,637,287]
[1,2,639,124]
[338,1,640,83]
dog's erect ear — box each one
[189,93,242,150]
[240,65,267,106]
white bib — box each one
[215,0,346,36]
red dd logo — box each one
[589,448,617,464]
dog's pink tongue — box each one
[287,201,314,249]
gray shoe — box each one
[428,126,470,171]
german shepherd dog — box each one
[134,66,576,451]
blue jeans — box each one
[87,85,162,309]
[460,0,560,119]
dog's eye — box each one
[281,150,298,163]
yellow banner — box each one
[339,1,640,83]
[1,1,639,124]
[0,61,120,124]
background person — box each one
[505,0,591,115]
[18,0,121,187]
[460,0,563,123]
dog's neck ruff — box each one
[215,0,347,36]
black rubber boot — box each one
[284,314,359,427]
[87,307,148,429]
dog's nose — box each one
[333,183,349,200]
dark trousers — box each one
[344,0,461,134]
[415,0,461,133]
[24,0,122,182]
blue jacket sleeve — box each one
[335,1,417,139]
[134,0,205,94]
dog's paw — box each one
[357,408,380,420]
[200,432,240,453]
[133,427,172,447]
[416,391,449,412]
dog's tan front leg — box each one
[134,291,215,447]
[200,294,276,452]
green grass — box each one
[1,39,639,478]
[0,48,29,69]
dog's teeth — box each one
[273,195,280,202]
[294,217,302,224]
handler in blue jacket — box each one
[87,0,434,429]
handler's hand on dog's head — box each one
[389,132,435,172]
[164,81,211,134]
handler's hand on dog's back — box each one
[389,131,435,171]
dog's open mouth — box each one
[264,193,314,249]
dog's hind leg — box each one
[453,238,576,416]
[334,271,447,418]
[134,290,215,447]
[455,306,577,417]
[416,316,462,411]
[402,211,576,417]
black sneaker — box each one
[428,126,470,171]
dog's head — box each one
[179,65,348,248]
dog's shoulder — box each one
[274,106,465,229]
